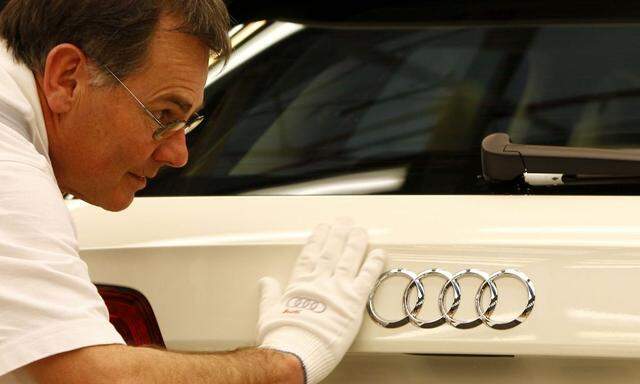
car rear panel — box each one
[69,195,640,382]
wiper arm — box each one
[481,133,640,186]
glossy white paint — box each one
[70,195,640,365]
[323,354,640,384]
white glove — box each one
[257,222,387,384]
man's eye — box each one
[155,110,177,125]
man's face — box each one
[49,15,209,211]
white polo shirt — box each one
[0,43,125,382]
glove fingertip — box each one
[369,247,387,260]
[358,249,387,284]
[350,226,369,241]
[259,276,282,296]
[311,223,331,239]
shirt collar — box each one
[0,40,50,162]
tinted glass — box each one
[143,23,640,196]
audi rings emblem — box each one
[367,268,535,330]
[287,297,327,313]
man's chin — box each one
[102,194,135,212]
[79,191,135,212]
[100,199,134,212]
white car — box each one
[69,3,640,382]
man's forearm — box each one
[27,344,305,384]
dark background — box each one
[1,1,637,24]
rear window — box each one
[143,22,640,196]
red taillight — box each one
[96,284,165,348]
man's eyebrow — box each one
[164,95,203,114]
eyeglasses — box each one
[102,66,204,141]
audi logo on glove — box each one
[367,268,535,330]
[286,297,327,313]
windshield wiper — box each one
[481,133,640,186]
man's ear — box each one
[41,44,91,114]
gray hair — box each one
[0,0,231,80]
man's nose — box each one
[153,130,189,168]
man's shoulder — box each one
[0,42,34,122]
[0,146,76,252]
[0,39,51,167]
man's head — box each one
[0,0,231,211]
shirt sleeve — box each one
[0,159,125,377]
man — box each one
[0,1,386,383]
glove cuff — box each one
[259,326,337,384]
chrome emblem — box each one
[367,268,535,330]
